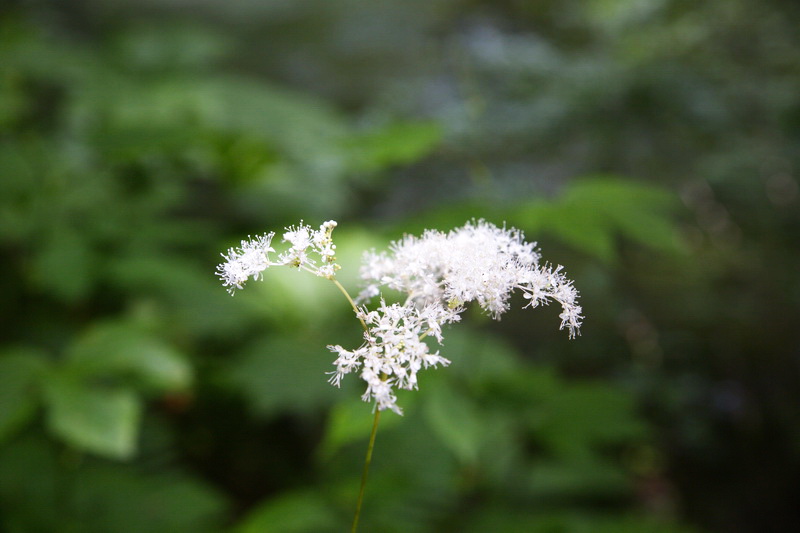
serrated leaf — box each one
[43,375,141,459]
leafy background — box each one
[1,0,798,531]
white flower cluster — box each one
[218,219,582,416]
[325,220,582,414]
[216,220,339,294]
[328,301,459,414]
[358,220,582,337]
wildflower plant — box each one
[216,219,582,531]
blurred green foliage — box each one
[1,0,798,532]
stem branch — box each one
[331,278,369,333]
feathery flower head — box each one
[216,233,276,294]
[358,219,582,337]
[216,220,340,294]
[328,300,455,415]
[279,220,339,276]
[328,219,583,414]
[217,219,581,415]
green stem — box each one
[352,407,381,533]
[328,277,381,531]
[331,278,369,333]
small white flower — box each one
[216,220,343,293]
[327,300,452,415]
[216,233,276,294]
[279,223,314,267]
[278,220,341,277]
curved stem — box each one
[351,407,381,533]
[331,279,369,333]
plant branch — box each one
[331,278,369,333]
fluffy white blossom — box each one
[329,220,583,414]
[358,219,582,337]
[278,220,340,276]
[218,219,582,415]
[328,301,456,414]
[216,233,277,294]
[215,220,340,294]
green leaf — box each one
[0,435,61,530]
[319,396,403,458]
[534,382,649,461]
[566,176,683,253]
[345,121,442,173]
[0,348,48,443]
[43,374,141,459]
[526,458,631,500]
[223,337,341,419]
[235,490,338,533]
[0,435,227,533]
[66,322,192,392]
[30,225,95,302]
[511,176,683,262]
[523,202,618,263]
[71,465,227,533]
[437,328,520,385]
[423,379,484,464]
